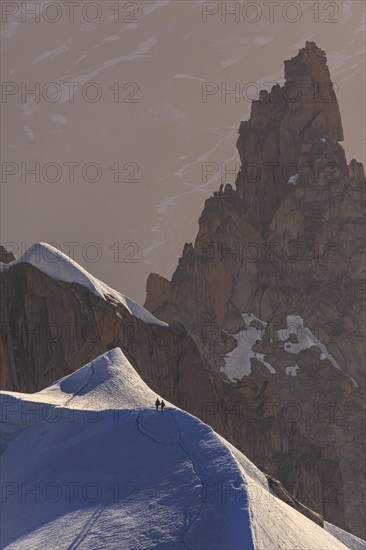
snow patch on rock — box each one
[278,315,341,369]
[288,173,300,185]
[221,314,275,381]
[221,313,350,383]
[286,364,300,377]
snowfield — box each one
[1,348,365,550]
[0,243,168,327]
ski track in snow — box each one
[137,410,200,550]
[66,504,105,550]
[137,409,254,550]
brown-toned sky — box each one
[1,0,365,303]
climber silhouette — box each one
[161,400,166,413]
[155,398,161,412]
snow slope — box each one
[0,243,168,327]
[1,348,365,550]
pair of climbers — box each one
[155,398,166,413]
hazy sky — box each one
[1,0,365,303]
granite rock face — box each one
[235,41,344,231]
[144,42,366,537]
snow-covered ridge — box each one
[1,348,364,549]
[0,243,168,327]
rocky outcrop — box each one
[0,246,15,264]
[144,42,365,537]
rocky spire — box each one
[236,41,344,231]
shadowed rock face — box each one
[144,42,366,537]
